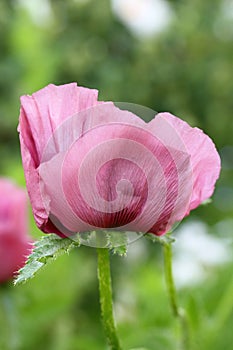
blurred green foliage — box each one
[0,0,232,349]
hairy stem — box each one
[97,248,122,350]
[163,242,190,350]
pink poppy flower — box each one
[0,179,32,283]
[18,83,220,240]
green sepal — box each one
[145,232,176,246]
[106,231,128,256]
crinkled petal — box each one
[19,83,220,237]
[156,112,221,212]
[19,83,99,165]
[18,83,99,233]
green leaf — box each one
[14,234,80,285]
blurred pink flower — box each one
[18,83,221,238]
[0,179,32,283]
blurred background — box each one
[0,0,232,349]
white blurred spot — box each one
[214,0,233,40]
[18,0,53,26]
[111,0,173,37]
[223,0,233,19]
[127,236,147,261]
[173,221,231,287]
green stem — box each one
[97,248,122,350]
[163,242,190,350]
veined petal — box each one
[18,83,221,238]
[157,112,221,212]
[39,119,192,235]
[18,83,99,234]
